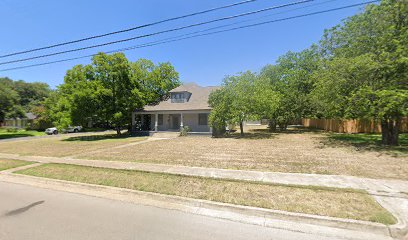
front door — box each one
[172,115,179,129]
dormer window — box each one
[171,92,190,103]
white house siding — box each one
[156,114,181,131]
[183,113,210,132]
[4,119,30,128]
[135,112,210,132]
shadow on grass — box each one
[0,133,37,139]
[81,128,110,133]
[223,131,278,139]
[62,133,134,142]
[320,133,408,156]
[220,126,321,139]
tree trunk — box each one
[239,121,244,136]
[381,118,400,145]
[129,120,133,135]
[212,124,226,138]
[268,119,276,132]
[279,122,288,131]
[116,127,121,135]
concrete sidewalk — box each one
[1,152,407,196]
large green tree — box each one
[48,52,179,134]
[252,76,281,131]
[209,71,257,136]
[0,84,24,123]
[314,0,407,145]
[208,87,233,137]
[0,77,51,123]
[260,46,320,130]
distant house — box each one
[132,83,219,133]
[3,112,37,129]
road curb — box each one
[0,173,394,239]
[374,195,408,239]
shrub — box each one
[212,123,227,138]
[6,127,19,133]
[180,126,191,136]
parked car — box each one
[66,126,82,133]
[45,127,58,135]
[45,126,82,135]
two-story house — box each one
[132,83,219,133]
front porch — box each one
[132,110,212,133]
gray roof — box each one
[25,112,37,120]
[140,83,220,112]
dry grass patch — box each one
[0,133,146,157]
[17,163,396,225]
[0,159,33,171]
[80,131,408,180]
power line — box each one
[0,0,312,66]
[175,0,341,39]
[0,0,263,59]
[0,0,379,72]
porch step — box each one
[150,131,180,138]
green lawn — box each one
[17,163,396,225]
[0,128,45,140]
[0,159,33,171]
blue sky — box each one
[0,0,370,88]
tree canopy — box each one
[209,47,320,136]
[0,77,51,123]
[209,71,258,135]
[47,52,179,134]
[209,0,407,145]
[312,0,407,145]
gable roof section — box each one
[140,83,220,112]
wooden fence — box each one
[301,118,408,133]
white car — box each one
[66,126,82,133]
[45,126,82,135]
[45,127,58,135]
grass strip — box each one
[16,163,396,225]
[0,159,34,171]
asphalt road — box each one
[0,182,346,240]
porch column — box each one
[180,113,184,129]
[155,113,158,131]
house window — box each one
[171,93,185,103]
[158,114,163,125]
[198,113,208,125]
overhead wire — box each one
[0,0,263,58]
[0,0,313,66]
[0,0,379,72]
